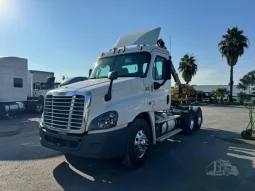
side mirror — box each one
[154,82,161,90]
[105,71,119,102]
[46,77,55,89]
[162,60,171,80]
[88,69,92,78]
[36,82,41,90]
[47,77,55,84]
[108,71,119,80]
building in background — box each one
[194,85,250,96]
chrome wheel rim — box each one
[134,130,148,158]
[190,115,194,130]
[37,103,43,112]
[190,120,194,130]
[197,111,202,126]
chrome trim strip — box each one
[87,123,128,134]
[67,95,76,129]
[84,93,92,131]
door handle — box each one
[167,95,169,104]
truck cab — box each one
[0,57,55,116]
[39,27,203,168]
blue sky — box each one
[0,0,254,84]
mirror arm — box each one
[105,79,114,102]
[160,79,167,86]
[88,69,92,78]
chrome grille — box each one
[43,95,85,130]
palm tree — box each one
[237,92,251,104]
[218,26,249,102]
[178,54,198,84]
[237,79,248,91]
[237,70,255,93]
[215,88,228,103]
[209,90,218,103]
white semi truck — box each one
[39,28,203,168]
[0,57,55,116]
[28,70,55,100]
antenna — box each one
[169,36,171,53]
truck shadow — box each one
[53,128,255,191]
[0,113,61,161]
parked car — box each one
[224,96,239,102]
[60,76,88,87]
[202,93,216,103]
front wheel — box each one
[123,119,151,168]
[34,101,43,113]
[28,100,43,113]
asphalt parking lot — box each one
[0,105,255,191]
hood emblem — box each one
[57,91,66,96]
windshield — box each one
[41,83,51,90]
[90,52,151,79]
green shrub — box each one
[237,92,251,104]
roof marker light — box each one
[113,48,117,54]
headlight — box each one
[41,112,44,123]
[88,111,118,131]
[39,112,44,128]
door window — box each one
[152,56,165,80]
[13,78,23,88]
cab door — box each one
[149,50,171,111]
[33,82,41,97]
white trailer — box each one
[0,57,55,116]
[40,28,203,168]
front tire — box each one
[35,101,43,113]
[28,100,43,113]
[123,119,151,168]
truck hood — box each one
[56,77,144,95]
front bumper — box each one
[39,124,129,159]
